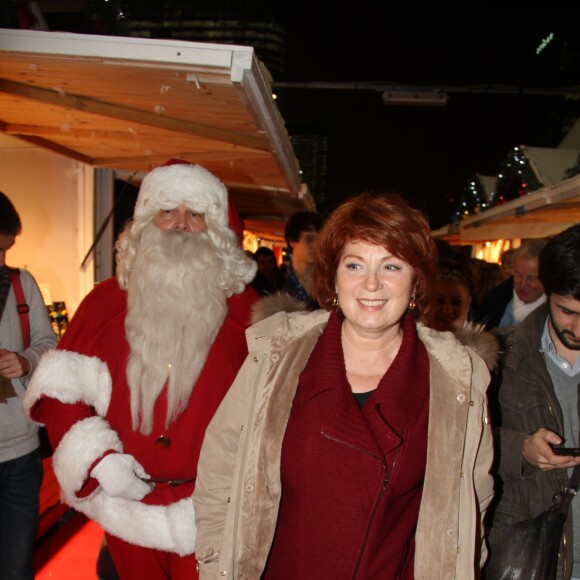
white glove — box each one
[90,453,154,500]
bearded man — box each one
[23,163,258,579]
[486,224,580,579]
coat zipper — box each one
[321,431,391,579]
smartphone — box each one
[551,445,580,456]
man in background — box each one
[282,210,321,307]
[0,191,56,580]
[23,164,257,579]
[487,224,580,578]
[477,239,547,329]
[250,246,283,296]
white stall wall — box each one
[0,134,94,316]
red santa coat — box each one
[24,277,256,556]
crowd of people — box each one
[1,162,578,579]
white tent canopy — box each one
[477,174,496,204]
[523,146,580,187]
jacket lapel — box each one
[297,311,429,459]
[367,314,430,457]
[299,311,383,456]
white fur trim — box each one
[417,322,500,374]
[454,322,501,371]
[134,164,228,228]
[54,416,197,554]
[250,292,309,325]
[23,350,112,419]
[417,323,473,384]
[72,494,196,556]
[53,416,123,499]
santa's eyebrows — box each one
[158,204,205,215]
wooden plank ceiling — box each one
[0,28,315,230]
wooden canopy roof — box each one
[0,28,315,230]
[433,174,580,243]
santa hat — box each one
[135,161,247,240]
[134,162,229,228]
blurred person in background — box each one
[477,239,547,330]
[433,239,472,279]
[194,192,497,579]
[499,248,515,281]
[426,269,472,333]
[0,191,56,580]
[250,246,283,297]
[282,210,322,308]
[469,259,503,316]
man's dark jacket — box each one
[488,303,577,580]
[476,277,513,330]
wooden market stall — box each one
[0,27,315,311]
[433,145,580,262]
[0,27,315,536]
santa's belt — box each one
[138,475,196,487]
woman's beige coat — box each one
[193,309,494,580]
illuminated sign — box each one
[536,32,554,55]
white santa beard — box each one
[125,225,227,434]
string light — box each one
[451,146,544,222]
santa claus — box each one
[23,163,258,579]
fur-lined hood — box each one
[250,292,309,324]
[454,322,501,372]
[251,293,501,372]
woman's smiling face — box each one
[335,241,415,339]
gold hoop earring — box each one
[409,296,417,311]
[331,294,339,308]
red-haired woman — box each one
[194,192,497,579]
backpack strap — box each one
[9,269,30,349]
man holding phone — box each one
[487,224,580,579]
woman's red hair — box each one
[314,192,438,313]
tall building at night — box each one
[7,1,286,77]
[124,0,286,76]
[291,134,328,211]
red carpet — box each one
[34,510,104,579]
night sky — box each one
[273,10,579,228]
